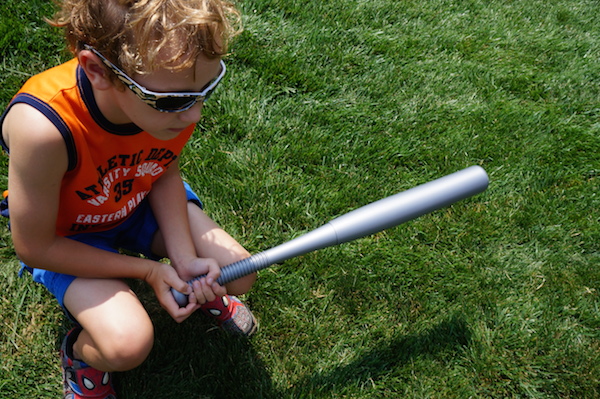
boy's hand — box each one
[145,258,227,323]
[177,257,228,304]
[144,262,202,323]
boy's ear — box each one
[78,50,113,90]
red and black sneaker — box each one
[61,328,117,399]
[200,295,258,337]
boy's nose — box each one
[178,102,203,124]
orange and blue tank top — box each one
[0,58,195,236]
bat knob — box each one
[172,287,190,307]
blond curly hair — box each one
[49,0,241,78]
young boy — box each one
[0,0,257,397]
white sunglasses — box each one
[84,44,226,113]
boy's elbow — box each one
[12,237,52,269]
[13,244,40,268]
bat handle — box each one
[171,252,272,307]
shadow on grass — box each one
[101,288,469,399]
[289,315,472,396]
[113,302,277,399]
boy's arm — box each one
[148,160,226,299]
[3,104,193,318]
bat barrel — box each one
[172,165,489,306]
[244,165,489,266]
[328,165,489,243]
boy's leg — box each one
[186,204,257,294]
[152,202,258,335]
[184,204,258,335]
[63,277,154,372]
[151,203,256,294]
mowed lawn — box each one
[1,0,599,397]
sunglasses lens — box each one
[149,66,223,112]
[155,96,198,112]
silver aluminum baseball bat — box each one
[173,165,489,306]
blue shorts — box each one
[21,182,203,309]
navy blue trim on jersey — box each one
[0,93,78,171]
[0,108,11,153]
[77,66,143,136]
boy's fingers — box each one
[180,281,192,295]
[191,277,223,304]
[212,281,227,297]
[168,272,192,295]
[192,279,207,303]
[165,294,199,323]
[187,289,198,304]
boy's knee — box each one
[226,272,256,295]
[99,324,154,371]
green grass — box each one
[1,0,599,397]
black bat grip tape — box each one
[173,252,272,306]
[215,252,272,285]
